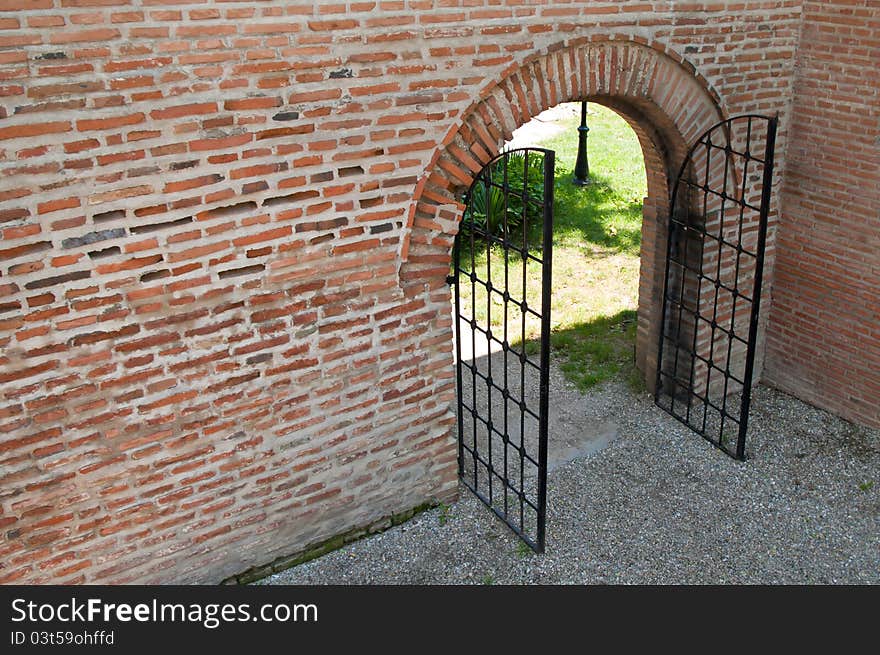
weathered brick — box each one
[24,270,91,290]
[0,0,872,590]
[0,121,71,141]
[164,174,223,193]
[50,28,120,44]
[76,113,144,131]
[150,102,217,120]
[61,229,125,249]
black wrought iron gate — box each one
[655,114,778,460]
[451,147,554,552]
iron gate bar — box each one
[738,116,777,459]
[451,147,554,552]
[655,114,778,460]
[536,149,553,551]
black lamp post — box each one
[573,101,590,186]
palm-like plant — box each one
[462,150,546,242]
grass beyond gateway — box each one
[456,103,648,391]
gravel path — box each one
[263,360,879,585]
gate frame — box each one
[451,147,555,552]
[655,114,779,460]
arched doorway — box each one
[400,39,727,391]
[400,39,778,550]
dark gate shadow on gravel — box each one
[458,308,642,520]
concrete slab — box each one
[454,314,620,479]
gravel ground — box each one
[263,359,879,585]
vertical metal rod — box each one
[502,153,510,518]
[727,117,752,444]
[573,101,590,186]
[736,116,777,460]
[535,150,554,552]
[470,180,478,490]
[485,165,493,505]
[683,138,712,426]
[519,152,527,536]
[654,189,680,402]
[708,139,732,440]
[453,215,464,478]
[669,188,694,415]
[655,133,698,406]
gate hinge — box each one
[445,274,456,285]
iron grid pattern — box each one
[453,148,554,552]
[656,115,778,460]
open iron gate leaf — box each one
[655,114,778,460]
[451,147,555,552]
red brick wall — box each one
[0,2,808,584]
[764,1,880,428]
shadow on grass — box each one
[458,168,643,264]
[455,113,646,394]
[552,168,643,255]
[520,308,645,393]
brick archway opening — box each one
[401,39,726,396]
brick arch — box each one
[400,38,726,389]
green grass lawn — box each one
[457,103,647,391]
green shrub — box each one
[462,150,546,240]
